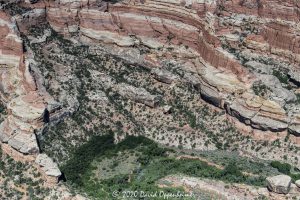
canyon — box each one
[0,0,300,199]
[30,0,300,135]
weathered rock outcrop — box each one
[37,0,300,135]
[117,83,160,108]
[229,94,290,132]
[1,0,300,184]
[35,153,62,183]
[0,9,61,183]
[151,68,177,84]
[266,175,292,194]
[0,11,41,154]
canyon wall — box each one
[0,0,300,183]
[0,10,41,154]
[0,8,61,183]
[41,0,300,135]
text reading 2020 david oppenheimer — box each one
[112,190,195,199]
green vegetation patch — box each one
[1,1,32,16]
[296,93,300,104]
[272,69,289,84]
[62,134,266,199]
[252,82,268,97]
[270,161,300,182]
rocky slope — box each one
[0,0,300,199]
[35,0,300,135]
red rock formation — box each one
[44,0,251,81]
[0,9,61,183]
[219,0,300,65]
[259,0,300,21]
[1,0,300,162]
[260,22,300,63]
[11,0,299,137]
[220,0,300,21]
[0,10,43,152]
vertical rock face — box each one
[0,11,42,154]
[0,8,61,182]
[44,0,251,81]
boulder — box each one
[288,124,300,137]
[35,154,62,177]
[288,114,300,137]
[229,100,257,124]
[151,68,177,84]
[117,83,160,108]
[183,72,201,90]
[251,115,288,132]
[289,70,300,86]
[257,74,297,103]
[200,84,222,108]
[266,175,291,194]
[163,105,172,114]
[295,180,300,188]
[7,133,39,154]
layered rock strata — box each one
[0,0,297,139]
[117,83,160,108]
[0,11,40,154]
[0,10,61,183]
[1,0,300,175]
[39,0,300,136]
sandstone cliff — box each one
[38,0,300,135]
[1,0,300,186]
[0,8,61,183]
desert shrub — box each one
[270,161,291,174]
[270,161,300,182]
[272,70,289,84]
[221,162,245,182]
[252,82,268,97]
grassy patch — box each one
[62,135,267,199]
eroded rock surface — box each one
[1,0,300,189]
[31,0,300,136]
[35,153,61,177]
[117,83,160,108]
[266,175,292,194]
[0,6,62,184]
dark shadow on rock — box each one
[43,108,50,123]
